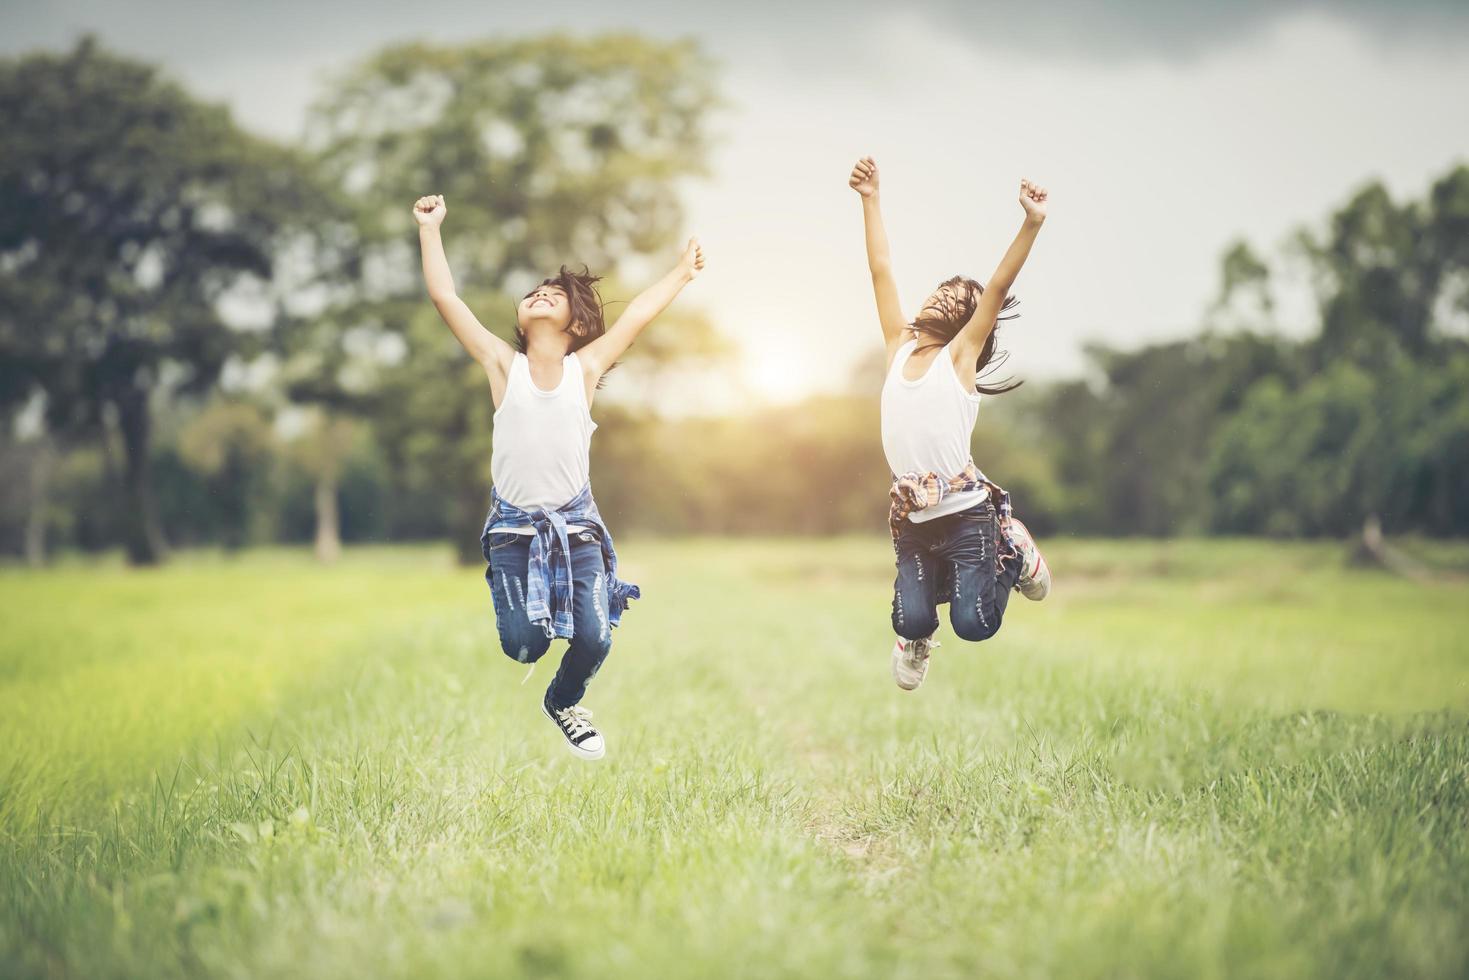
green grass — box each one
[2,537,1467,979]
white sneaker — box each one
[891,634,939,691]
[1007,518,1051,601]
[541,701,606,760]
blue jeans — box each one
[484,529,613,710]
[892,500,1021,642]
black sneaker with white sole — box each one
[541,700,606,760]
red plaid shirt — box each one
[889,460,1018,561]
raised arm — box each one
[577,238,705,381]
[954,179,1049,358]
[849,157,908,350]
[413,195,514,379]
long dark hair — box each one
[514,265,607,354]
[911,275,1022,395]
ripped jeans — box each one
[891,500,1022,643]
[484,529,613,710]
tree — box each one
[175,398,277,550]
[1208,240,1274,331]
[275,306,390,563]
[1300,166,1469,367]
[1037,332,1296,536]
[0,40,322,563]
[308,35,723,560]
[1037,164,1469,539]
[280,409,361,562]
[1208,353,1469,536]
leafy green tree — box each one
[276,301,391,563]
[0,40,322,563]
[266,175,367,562]
[1301,166,1469,367]
[309,35,723,560]
[175,399,277,550]
[1209,354,1469,536]
[1039,333,1296,535]
[1209,165,1469,536]
[1209,240,1274,331]
[281,411,361,562]
[1037,164,1469,539]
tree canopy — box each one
[0,39,324,562]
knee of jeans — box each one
[582,630,612,660]
[892,595,939,640]
[950,604,1001,643]
[498,628,550,665]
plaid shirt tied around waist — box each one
[889,460,1019,561]
[483,484,640,640]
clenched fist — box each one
[849,157,879,199]
[1018,180,1048,222]
[413,194,447,228]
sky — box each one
[5,0,1469,402]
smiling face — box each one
[512,266,608,356]
[910,274,1024,396]
[913,276,982,342]
[517,283,573,336]
[916,278,979,331]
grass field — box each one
[2,537,1467,979]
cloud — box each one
[3,0,1466,397]
[4,0,1467,72]
[900,0,1469,62]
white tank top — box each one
[880,339,988,523]
[490,352,596,525]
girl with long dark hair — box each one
[414,193,705,757]
[849,158,1052,692]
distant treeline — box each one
[2,40,1466,564]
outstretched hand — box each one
[849,156,879,198]
[413,194,447,228]
[680,237,706,280]
[1019,179,1048,221]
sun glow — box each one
[740,346,818,405]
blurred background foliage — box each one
[2,38,1467,565]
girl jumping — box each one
[848,158,1052,692]
[414,193,705,758]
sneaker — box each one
[541,701,606,760]
[891,633,939,691]
[1007,518,1051,601]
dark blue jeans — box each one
[892,500,1021,643]
[484,529,613,710]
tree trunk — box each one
[1349,512,1429,581]
[314,471,341,563]
[115,389,168,566]
[24,437,52,567]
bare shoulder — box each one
[483,342,515,384]
[884,332,914,371]
[485,341,516,377]
[574,349,603,405]
[948,335,981,373]
[484,348,515,410]
[573,346,604,382]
